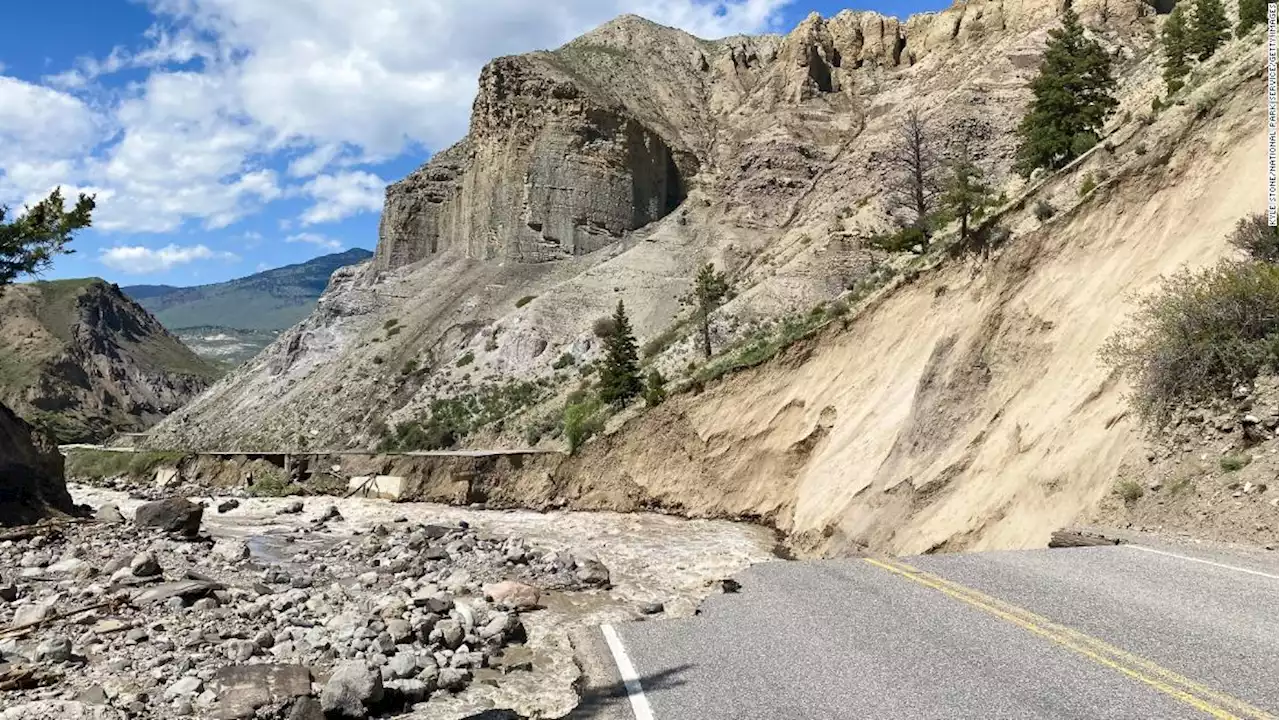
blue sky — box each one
[1,0,946,288]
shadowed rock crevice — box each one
[0,402,72,526]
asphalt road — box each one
[592,543,1279,720]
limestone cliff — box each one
[0,279,221,443]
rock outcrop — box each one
[0,279,220,443]
[0,401,72,525]
[377,44,698,267]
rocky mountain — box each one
[147,1,1272,553]
[0,279,221,443]
[122,249,373,366]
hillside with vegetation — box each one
[0,278,220,442]
[149,0,1276,554]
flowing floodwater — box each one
[69,484,778,718]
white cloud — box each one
[286,232,343,250]
[142,0,792,155]
[0,76,100,161]
[88,71,281,232]
[0,77,105,213]
[287,143,343,178]
[2,0,792,233]
[99,243,240,274]
[300,171,385,225]
[45,28,215,90]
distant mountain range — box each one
[122,248,373,366]
[124,248,373,330]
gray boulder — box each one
[130,551,161,578]
[94,504,124,524]
[134,498,203,538]
[436,667,471,692]
[575,557,611,587]
[213,664,313,719]
[436,620,464,649]
[320,661,384,718]
[34,635,72,662]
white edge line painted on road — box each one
[1126,544,1280,579]
[600,624,657,720]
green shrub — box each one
[1079,172,1098,197]
[867,226,926,253]
[1115,478,1145,502]
[456,352,474,367]
[564,395,606,454]
[383,318,399,330]
[643,369,667,407]
[1219,454,1252,472]
[401,359,419,376]
[696,310,829,384]
[592,316,618,338]
[1134,143,1148,156]
[372,356,384,365]
[378,419,458,452]
[1151,96,1165,113]
[1033,200,1056,221]
[485,339,498,352]
[65,449,190,480]
[379,380,549,451]
[552,353,576,370]
[247,470,300,498]
[1227,213,1278,264]
[523,413,559,446]
[515,295,537,308]
[385,326,402,338]
[1102,259,1279,426]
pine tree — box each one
[1237,0,1267,36]
[939,145,997,245]
[1,188,94,292]
[597,300,642,405]
[1014,6,1118,177]
[693,264,730,358]
[1162,5,1192,94]
[1189,0,1230,59]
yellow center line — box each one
[863,557,1277,720]
[881,558,1275,720]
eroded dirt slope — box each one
[545,39,1273,555]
